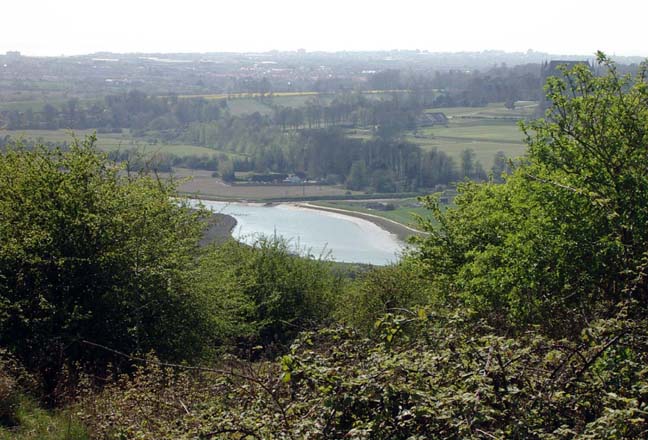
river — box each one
[193,200,405,265]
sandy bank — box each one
[295,203,425,242]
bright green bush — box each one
[413,54,648,333]
[337,261,429,333]
[0,137,215,387]
[197,237,342,350]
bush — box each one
[0,350,36,428]
[338,262,429,333]
[0,136,215,389]
[76,307,648,439]
[414,54,648,334]
[0,398,88,440]
[0,372,18,427]
[197,238,342,352]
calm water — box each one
[193,200,404,265]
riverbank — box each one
[188,194,424,243]
[296,202,425,242]
[200,212,237,246]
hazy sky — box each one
[2,0,646,56]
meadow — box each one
[185,90,392,115]
[2,129,222,157]
[345,102,533,169]
[414,102,534,168]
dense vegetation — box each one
[3,98,490,193]
[1,90,482,191]
[0,139,217,390]
[2,53,648,438]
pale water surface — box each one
[194,200,404,265]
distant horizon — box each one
[2,48,642,60]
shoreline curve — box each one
[295,202,424,242]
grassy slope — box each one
[312,198,434,229]
[0,398,88,440]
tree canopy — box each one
[414,52,648,333]
[0,137,214,388]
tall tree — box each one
[415,53,648,332]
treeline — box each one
[177,93,497,190]
[1,89,427,135]
[1,90,511,191]
[269,92,425,132]
[106,148,223,173]
[0,134,225,173]
[369,63,542,106]
[0,90,226,131]
[187,124,500,191]
[222,63,543,106]
[2,61,547,135]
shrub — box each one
[337,262,429,333]
[0,136,215,389]
[197,237,342,352]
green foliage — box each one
[75,307,648,439]
[524,53,648,300]
[490,150,511,182]
[6,53,648,439]
[0,136,215,386]
[0,398,88,440]
[414,54,648,332]
[0,350,26,426]
[217,158,236,182]
[337,262,429,333]
[347,160,368,190]
[197,238,341,349]
[0,350,86,439]
[415,177,608,331]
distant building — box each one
[418,112,449,127]
[539,60,591,113]
[283,175,303,184]
[5,51,21,59]
[365,202,395,211]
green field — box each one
[226,98,274,116]
[347,114,529,170]
[411,102,535,168]
[2,129,222,157]
[425,101,538,118]
[0,97,100,112]
[427,123,526,143]
[407,121,528,168]
[312,198,434,229]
